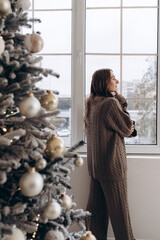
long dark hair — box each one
[84,68,113,129]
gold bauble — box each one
[46,134,65,158]
[24,33,44,53]
[80,231,97,240]
[40,91,58,111]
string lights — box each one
[30,214,40,240]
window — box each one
[84,0,159,153]
[30,1,160,154]
[30,1,72,147]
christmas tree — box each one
[0,0,95,239]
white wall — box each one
[69,155,160,240]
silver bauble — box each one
[35,158,47,170]
[0,0,11,17]
[19,93,41,118]
[74,156,84,167]
[3,226,25,240]
[19,168,44,197]
[44,229,65,240]
[14,0,31,10]
[43,200,61,220]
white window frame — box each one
[71,0,160,154]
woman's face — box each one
[107,71,119,92]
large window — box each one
[85,1,158,146]
[30,0,160,154]
[30,1,72,146]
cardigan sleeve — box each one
[103,98,132,137]
[115,94,129,114]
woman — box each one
[84,69,135,240]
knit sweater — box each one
[86,94,132,181]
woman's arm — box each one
[103,98,133,137]
[114,92,129,114]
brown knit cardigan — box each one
[86,94,132,181]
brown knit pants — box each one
[86,176,135,240]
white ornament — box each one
[0,36,5,55]
[24,34,44,53]
[0,0,11,17]
[14,0,31,10]
[19,168,44,197]
[61,193,72,211]
[3,226,25,240]
[44,229,65,240]
[35,158,47,170]
[74,156,84,167]
[43,200,61,220]
[19,93,41,118]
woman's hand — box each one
[114,91,119,97]
[130,123,134,135]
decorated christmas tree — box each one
[0,0,95,239]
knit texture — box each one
[86,94,132,181]
[86,177,135,240]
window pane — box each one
[36,56,71,97]
[125,100,156,144]
[85,55,120,97]
[34,11,71,53]
[122,56,157,98]
[86,9,120,53]
[123,9,157,53]
[34,0,71,9]
[36,55,71,146]
[86,0,120,7]
[123,0,158,7]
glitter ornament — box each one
[19,168,44,197]
[19,93,41,118]
[4,226,25,240]
[74,155,84,167]
[14,0,31,10]
[44,229,65,240]
[0,36,5,55]
[24,33,44,53]
[80,231,97,240]
[0,0,11,17]
[61,193,72,210]
[35,158,47,170]
[46,134,65,158]
[43,200,61,220]
[40,91,58,111]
